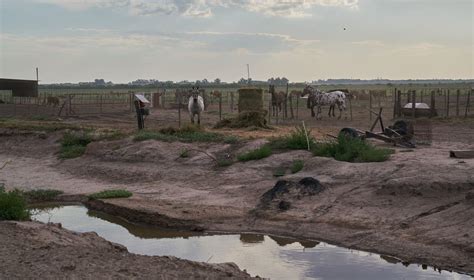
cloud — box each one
[34,0,358,17]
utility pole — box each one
[36,67,39,82]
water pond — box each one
[32,205,470,280]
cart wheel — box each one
[339,128,360,139]
[392,120,414,140]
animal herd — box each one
[183,84,350,124]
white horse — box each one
[188,86,205,124]
[302,85,347,120]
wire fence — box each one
[0,87,472,129]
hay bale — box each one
[214,111,269,129]
[238,88,263,113]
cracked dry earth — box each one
[0,122,473,277]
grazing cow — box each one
[188,86,205,124]
[269,85,286,117]
[301,85,347,120]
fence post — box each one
[349,96,353,121]
[392,87,398,118]
[296,94,299,120]
[369,91,373,121]
[289,92,294,119]
[446,89,450,117]
[178,91,181,128]
[411,90,416,119]
[420,89,424,103]
[268,96,272,125]
[456,89,460,117]
[284,83,289,119]
[430,90,436,118]
[397,90,402,117]
[466,89,472,118]
[100,94,103,114]
[219,94,222,121]
[230,91,234,112]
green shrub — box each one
[312,136,393,163]
[134,131,177,142]
[61,132,92,147]
[88,189,133,199]
[0,190,30,221]
[290,160,304,174]
[269,125,316,150]
[237,145,272,162]
[23,189,63,202]
[60,132,92,159]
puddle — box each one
[32,205,471,280]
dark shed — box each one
[0,78,38,97]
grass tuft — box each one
[60,132,92,159]
[290,160,304,174]
[0,189,30,221]
[88,189,133,200]
[237,145,272,162]
[22,189,64,202]
[312,136,393,163]
[268,125,316,150]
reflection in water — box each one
[31,205,471,280]
[240,233,264,244]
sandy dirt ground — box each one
[0,117,473,277]
[0,221,253,279]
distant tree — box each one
[238,78,248,84]
[94,79,106,86]
[214,78,221,84]
[201,78,209,84]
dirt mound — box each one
[255,178,325,213]
[0,221,254,279]
[214,111,269,129]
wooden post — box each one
[276,98,279,125]
[396,90,402,117]
[420,89,424,103]
[411,90,416,119]
[466,89,471,118]
[296,94,299,120]
[349,96,353,121]
[289,92,294,119]
[178,91,181,128]
[430,90,436,118]
[369,90,373,121]
[392,88,398,118]
[456,89,460,117]
[268,96,272,124]
[99,94,103,114]
[219,94,222,121]
[285,83,289,119]
[230,92,234,112]
[446,89,450,117]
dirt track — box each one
[0,118,473,277]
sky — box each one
[0,0,473,83]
